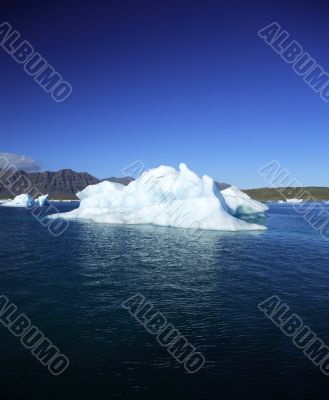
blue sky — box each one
[1,0,329,188]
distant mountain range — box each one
[1,168,328,201]
[0,169,132,200]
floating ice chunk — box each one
[1,193,50,207]
[286,198,303,204]
[1,194,35,208]
[221,186,268,216]
[49,163,267,231]
[36,194,49,206]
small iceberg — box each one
[286,198,303,204]
[49,163,268,231]
[1,194,36,208]
[35,194,50,207]
[1,194,50,208]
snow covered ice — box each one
[49,163,267,231]
[1,194,50,207]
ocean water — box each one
[0,202,329,399]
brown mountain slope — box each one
[0,169,131,200]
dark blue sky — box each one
[1,0,329,187]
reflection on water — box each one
[0,203,329,399]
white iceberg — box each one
[36,194,50,206]
[49,163,267,231]
[221,186,268,216]
[1,194,36,208]
[1,194,50,208]
[286,198,303,204]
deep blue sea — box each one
[1,202,329,399]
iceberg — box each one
[286,198,303,204]
[49,163,267,231]
[1,194,50,208]
[36,194,50,206]
[221,186,268,216]
[1,194,36,208]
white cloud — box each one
[0,152,42,172]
